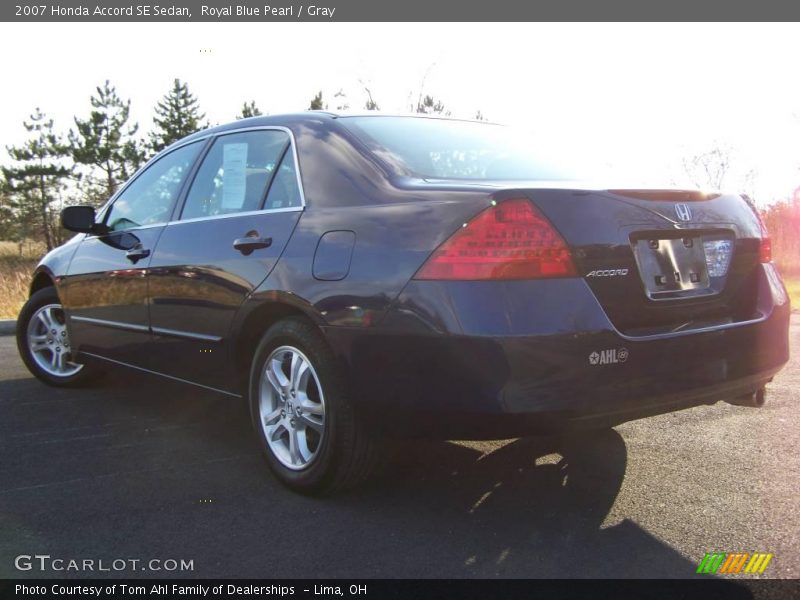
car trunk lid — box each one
[508,187,765,336]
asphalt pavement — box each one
[0,316,798,579]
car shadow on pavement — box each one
[332,432,744,585]
[0,365,754,589]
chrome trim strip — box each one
[571,278,772,342]
[70,316,150,333]
[167,206,303,226]
[615,311,769,342]
[151,326,222,343]
[72,315,224,343]
[80,352,242,398]
[85,223,165,236]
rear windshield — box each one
[340,116,580,181]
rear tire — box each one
[248,317,383,495]
[16,287,99,387]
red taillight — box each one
[414,198,577,280]
[759,237,772,263]
[754,207,772,263]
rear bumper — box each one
[323,264,790,439]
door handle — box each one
[125,247,151,263]
[233,235,272,256]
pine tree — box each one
[308,91,325,110]
[0,175,18,244]
[69,80,144,204]
[3,109,73,251]
[364,87,380,111]
[149,79,207,154]
[415,95,450,116]
[238,100,263,119]
[333,89,349,111]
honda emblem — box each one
[675,203,692,221]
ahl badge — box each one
[589,348,629,365]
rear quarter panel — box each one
[240,117,496,329]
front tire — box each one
[249,317,383,495]
[16,287,97,387]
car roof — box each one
[179,111,336,143]
[179,111,498,145]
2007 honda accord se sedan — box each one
[16,113,791,494]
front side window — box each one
[104,141,203,231]
[181,130,290,220]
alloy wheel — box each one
[26,304,83,378]
[259,345,326,470]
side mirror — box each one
[61,206,98,233]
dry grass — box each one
[0,240,47,259]
[0,241,44,319]
[783,276,800,312]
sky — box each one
[0,22,798,205]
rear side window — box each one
[264,149,302,209]
[340,116,578,181]
[181,130,289,220]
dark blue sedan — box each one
[16,113,791,494]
